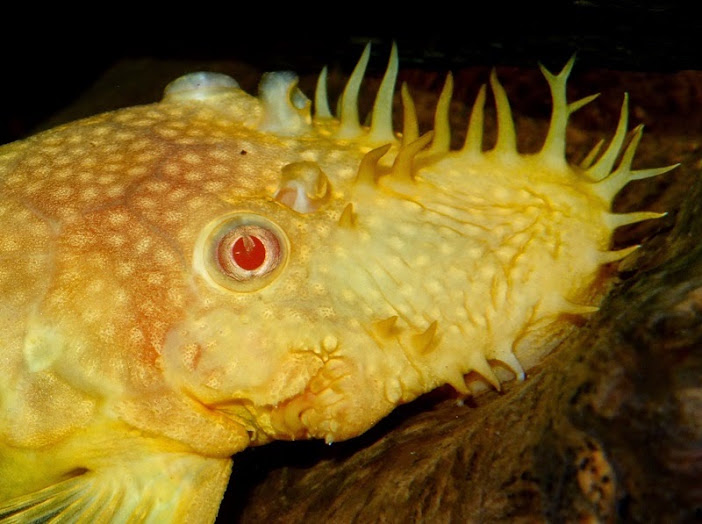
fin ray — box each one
[0,453,231,524]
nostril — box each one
[274,161,330,214]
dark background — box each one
[0,1,699,145]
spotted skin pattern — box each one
[0,46,673,522]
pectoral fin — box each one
[0,452,231,523]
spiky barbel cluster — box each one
[156,44,675,397]
[303,43,674,389]
[254,42,674,207]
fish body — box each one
[0,46,672,521]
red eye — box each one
[232,235,266,270]
[216,224,282,282]
[198,213,288,292]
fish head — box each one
[2,46,671,460]
[154,69,423,445]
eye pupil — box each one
[232,235,266,270]
[208,216,287,290]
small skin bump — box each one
[412,321,438,354]
[338,203,357,228]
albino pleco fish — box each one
[0,45,674,522]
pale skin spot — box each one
[134,196,157,210]
[156,128,180,139]
[80,187,100,202]
[49,186,74,201]
[210,165,229,176]
[127,138,151,151]
[23,155,46,167]
[182,131,206,140]
[341,289,356,303]
[99,144,120,154]
[425,279,443,296]
[388,236,405,251]
[52,155,76,167]
[492,186,512,201]
[77,172,95,183]
[130,119,157,128]
[163,211,184,224]
[184,171,204,182]
[107,211,129,226]
[53,168,72,180]
[316,306,336,319]
[144,110,164,119]
[300,151,320,161]
[167,188,189,201]
[81,307,101,325]
[166,288,185,308]
[129,328,145,345]
[413,254,430,267]
[185,196,207,210]
[203,181,225,192]
[145,181,170,193]
[134,237,152,255]
[116,262,136,278]
[5,173,23,186]
[106,235,126,248]
[113,131,136,141]
[146,273,165,286]
[24,180,46,195]
[55,208,78,221]
[103,164,124,173]
[155,249,177,265]
[41,144,63,154]
[182,153,202,165]
[127,166,148,176]
[0,237,20,253]
[439,243,456,256]
[133,151,160,163]
[90,124,114,134]
[99,324,117,342]
[162,163,181,176]
[105,186,124,198]
[139,299,158,316]
[207,150,230,162]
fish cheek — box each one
[161,308,324,407]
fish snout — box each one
[268,357,394,444]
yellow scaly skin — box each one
[0,45,673,522]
